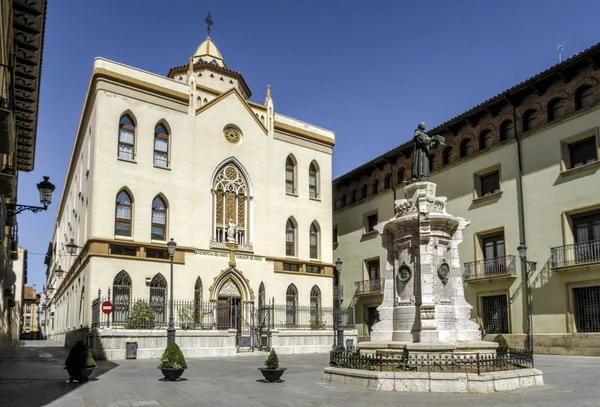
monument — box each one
[361,122,495,356]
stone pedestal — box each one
[365,181,489,354]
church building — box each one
[44,34,343,359]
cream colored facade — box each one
[334,43,600,354]
[45,37,337,352]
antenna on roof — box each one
[557,44,564,63]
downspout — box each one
[512,98,532,349]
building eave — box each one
[334,41,600,186]
[13,0,48,172]
[167,61,252,98]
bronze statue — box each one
[410,122,445,182]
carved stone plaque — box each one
[437,262,450,286]
[398,263,412,283]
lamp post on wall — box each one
[6,176,55,216]
[517,242,537,353]
[166,238,177,344]
[335,258,344,350]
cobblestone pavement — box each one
[1,340,599,407]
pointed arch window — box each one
[154,123,169,167]
[212,163,249,245]
[118,114,135,160]
[258,282,266,326]
[113,271,131,322]
[309,222,319,259]
[309,162,319,199]
[350,189,357,204]
[442,147,453,165]
[429,154,436,171]
[310,285,322,328]
[285,156,296,194]
[151,196,167,241]
[115,190,133,237]
[500,121,514,141]
[150,274,167,323]
[286,284,298,326]
[286,218,296,256]
[194,277,203,324]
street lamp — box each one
[66,239,79,256]
[55,265,64,279]
[166,238,177,344]
[517,242,537,353]
[6,176,56,217]
[335,258,344,350]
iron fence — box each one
[463,255,517,280]
[355,279,385,295]
[94,296,346,331]
[329,348,534,374]
[551,240,600,268]
[271,304,334,330]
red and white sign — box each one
[102,301,113,315]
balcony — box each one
[463,255,517,282]
[551,240,600,270]
[355,279,385,295]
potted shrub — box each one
[158,341,187,381]
[258,348,286,382]
[65,340,96,383]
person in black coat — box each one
[65,340,88,382]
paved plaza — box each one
[0,340,599,407]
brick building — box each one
[333,41,600,355]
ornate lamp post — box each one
[54,266,64,279]
[335,258,344,350]
[66,239,80,256]
[6,176,55,216]
[517,242,537,353]
[167,238,177,343]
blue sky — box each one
[18,0,600,291]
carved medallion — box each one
[224,127,241,144]
[398,262,412,283]
[437,262,450,286]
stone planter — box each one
[160,367,186,381]
[258,367,287,382]
[66,366,96,383]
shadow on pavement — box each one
[0,339,119,407]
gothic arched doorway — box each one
[216,278,242,330]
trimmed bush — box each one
[264,348,279,369]
[158,342,187,369]
[494,334,510,353]
[125,300,156,329]
[85,351,97,368]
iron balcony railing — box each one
[333,285,343,299]
[551,240,600,268]
[355,279,385,295]
[463,255,517,281]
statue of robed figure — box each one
[410,122,445,182]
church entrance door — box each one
[217,297,241,330]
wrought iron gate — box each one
[481,294,509,334]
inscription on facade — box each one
[195,249,264,261]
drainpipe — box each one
[512,100,532,352]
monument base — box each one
[357,340,498,358]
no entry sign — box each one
[102,301,113,315]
